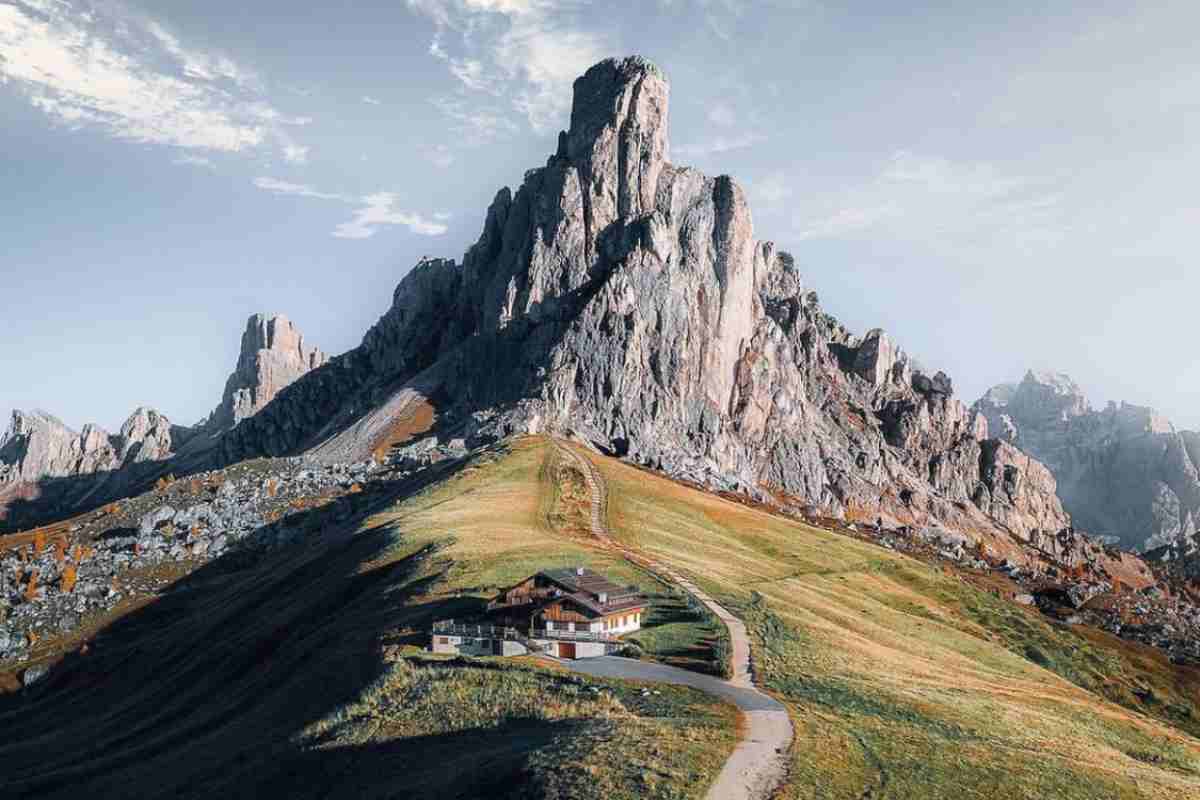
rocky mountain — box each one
[0,407,182,487]
[206,313,328,432]
[975,370,1200,552]
[219,57,1123,574]
[0,313,325,527]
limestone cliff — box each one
[976,370,1200,551]
[208,313,328,432]
[0,407,181,489]
[222,57,1095,569]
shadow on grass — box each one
[0,455,552,799]
[261,718,591,800]
[628,592,726,677]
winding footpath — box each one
[549,440,793,800]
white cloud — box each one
[409,0,606,134]
[252,178,447,239]
[0,1,308,160]
[362,95,382,105]
[282,143,309,163]
[143,19,256,90]
[333,193,448,239]
[252,177,345,201]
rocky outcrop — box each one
[975,370,1200,551]
[0,407,182,488]
[221,57,1089,569]
[208,313,327,432]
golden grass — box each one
[575,441,1200,799]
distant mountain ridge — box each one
[0,313,325,526]
[975,370,1200,552]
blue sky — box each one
[3,0,1200,432]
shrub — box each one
[61,564,77,594]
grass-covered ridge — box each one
[582,442,1200,799]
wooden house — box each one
[488,567,648,637]
[433,567,648,659]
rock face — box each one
[223,57,1085,566]
[975,370,1200,551]
[0,407,179,488]
[208,313,327,432]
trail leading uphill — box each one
[552,439,792,800]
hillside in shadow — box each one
[0,461,514,799]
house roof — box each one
[537,568,647,616]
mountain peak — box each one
[561,55,671,221]
[211,313,328,431]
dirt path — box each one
[550,440,793,800]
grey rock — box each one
[139,506,177,537]
[216,56,1094,572]
[976,370,1200,551]
[22,664,47,687]
[207,314,327,433]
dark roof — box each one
[537,568,647,616]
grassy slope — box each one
[0,439,734,800]
[582,444,1200,799]
[348,438,738,798]
[8,435,1198,798]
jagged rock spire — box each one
[210,313,327,431]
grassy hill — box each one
[2,435,1199,798]
[585,441,1200,798]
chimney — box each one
[576,566,585,576]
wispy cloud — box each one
[427,143,456,168]
[748,172,794,212]
[408,0,606,134]
[333,193,448,239]
[173,154,215,169]
[361,95,382,105]
[431,95,519,144]
[794,151,1066,250]
[282,143,309,164]
[252,177,345,201]
[0,1,308,160]
[252,178,447,239]
[675,132,767,158]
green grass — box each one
[300,653,737,799]
[624,589,729,677]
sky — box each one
[2,0,1199,433]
